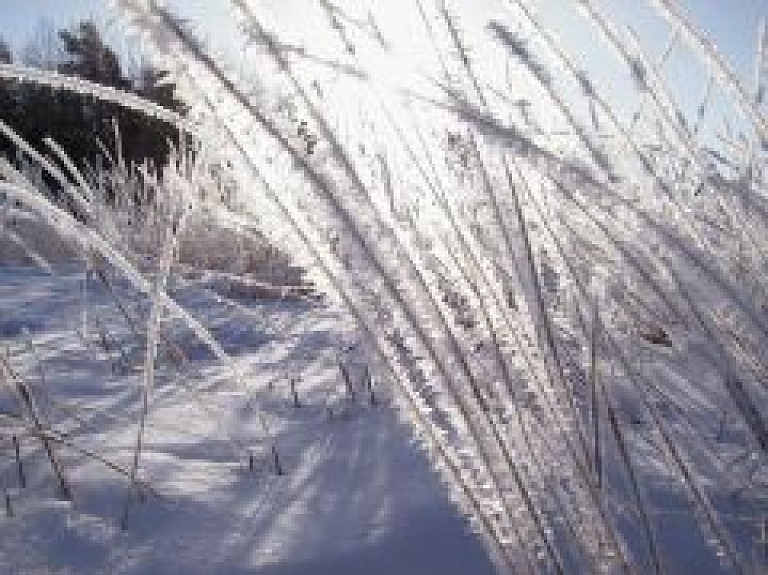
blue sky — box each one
[1,0,765,143]
[1,1,764,74]
[1,0,106,52]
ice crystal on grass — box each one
[0,0,766,572]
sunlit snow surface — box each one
[0,0,766,571]
[0,265,494,574]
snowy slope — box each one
[0,265,494,574]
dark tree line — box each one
[0,21,186,172]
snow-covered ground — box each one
[0,265,494,574]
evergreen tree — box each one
[0,20,186,179]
